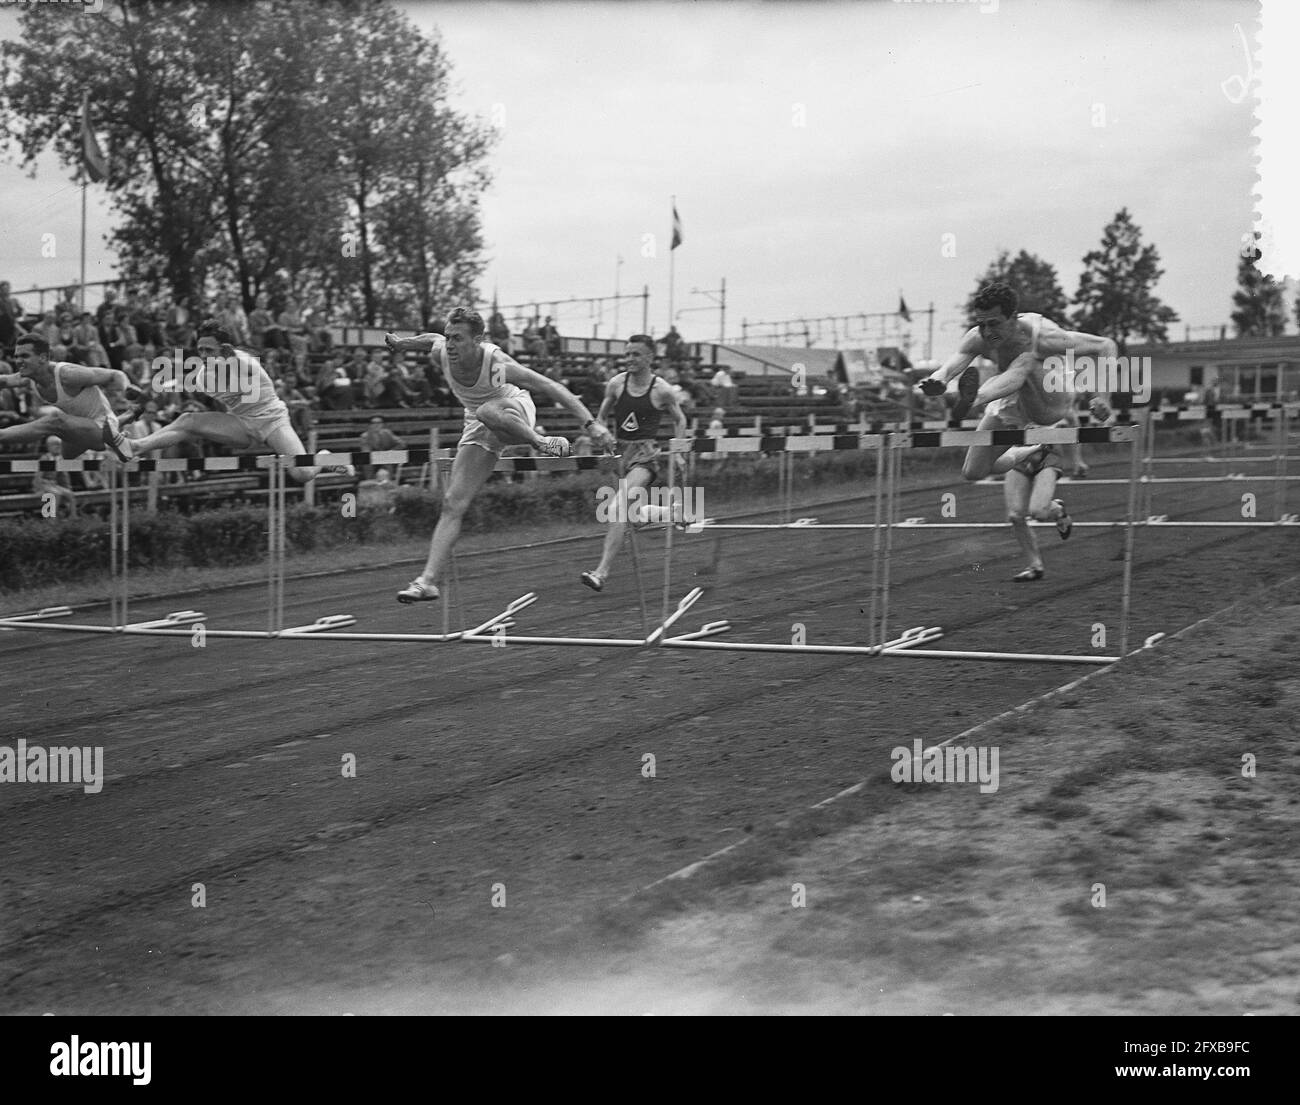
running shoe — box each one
[536,435,572,458]
[580,571,605,592]
[396,578,440,603]
[315,448,356,477]
[101,419,133,461]
[1054,500,1073,540]
[950,365,981,421]
[1013,566,1045,582]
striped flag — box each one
[671,203,683,250]
[898,295,911,322]
[81,93,107,184]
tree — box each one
[966,250,1070,322]
[1231,234,1287,337]
[0,0,492,319]
[1071,208,1179,351]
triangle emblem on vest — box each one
[621,411,639,433]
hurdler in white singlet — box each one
[436,338,528,419]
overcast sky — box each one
[0,0,1285,356]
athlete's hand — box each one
[588,422,615,452]
[1088,396,1112,423]
[918,377,946,397]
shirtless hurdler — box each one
[385,307,615,603]
[917,282,1118,542]
[0,334,133,459]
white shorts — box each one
[240,409,296,447]
[459,393,537,456]
[984,396,1031,430]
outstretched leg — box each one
[398,444,500,601]
[1003,468,1042,579]
[583,465,656,590]
[0,410,103,459]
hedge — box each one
[0,446,1003,592]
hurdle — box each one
[0,426,1230,664]
[661,422,1147,663]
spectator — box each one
[357,466,399,510]
[0,368,22,427]
[247,292,274,351]
[123,344,152,389]
[361,359,387,407]
[33,435,79,515]
[108,308,137,372]
[0,281,25,351]
[710,364,736,409]
[84,339,111,369]
[164,295,194,350]
[315,355,355,411]
[522,318,545,363]
[344,346,369,384]
[261,347,283,380]
[488,311,511,354]
[127,291,161,348]
[701,405,728,464]
[381,361,419,408]
[34,309,62,349]
[277,372,314,439]
[540,315,562,361]
[68,312,98,362]
[304,303,332,355]
[661,325,686,365]
[359,415,407,478]
[214,293,249,346]
[94,288,120,341]
[54,286,79,325]
[278,297,309,360]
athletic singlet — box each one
[437,339,527,417]
[612,373,662,440]
[205,349,288,422]
[48,362,113,424]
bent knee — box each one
[440,495,474,518]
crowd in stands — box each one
[1,282,753,510]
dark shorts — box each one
[1013,445,1064,478]
[617,438,662,482]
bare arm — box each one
[385,332,445,354]
[974,352,1034,406]
[503,358,598,424]
[922,329,982,387]
[1036,319,1118,360]
[594,375,621,428]
[0,372,22,389]
[653,378,689,438]
[59,364,130,399]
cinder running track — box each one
[0,455,1294,1013]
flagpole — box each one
[614,255,622,338]
[80,172,87,314]
[668,195,676,334]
